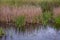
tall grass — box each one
[40,1,53,12]
[54,16,60,24]
[43,11,52,26]
[0,0,60,6]
[0,0,60,26]
[53,16,60,30]
[15,15,26,28]
[32,15,43,24]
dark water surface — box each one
[0,25,60,40]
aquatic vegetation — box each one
[31,15,41,24]
[0,0,60,26]
[54,16,60,24]
[15,15,26,28]
[32,15,43,24]
[52,15,60,30]
[43,11,52,25]
[0,27,5,37]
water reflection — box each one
[53,24,60,30]
[0,25,60,40]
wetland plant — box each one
[54,16,60,25]
[32,15,43,24]
[15,15,26,28]
[53,16,60,30]
[43,11,52,26]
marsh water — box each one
[0,25,60,40]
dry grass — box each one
[53,7,60,18]
[0,0,60,25]
[0,5,42,23]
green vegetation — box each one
[0,0,60,27]
[43,11,52,25]
[0,0,60,6]
[54,16,60,25]
[0,27,5,37]
[53,16,60,30]
[40,1,53,12]
[51,15,60,30]
[15,15,26,28]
